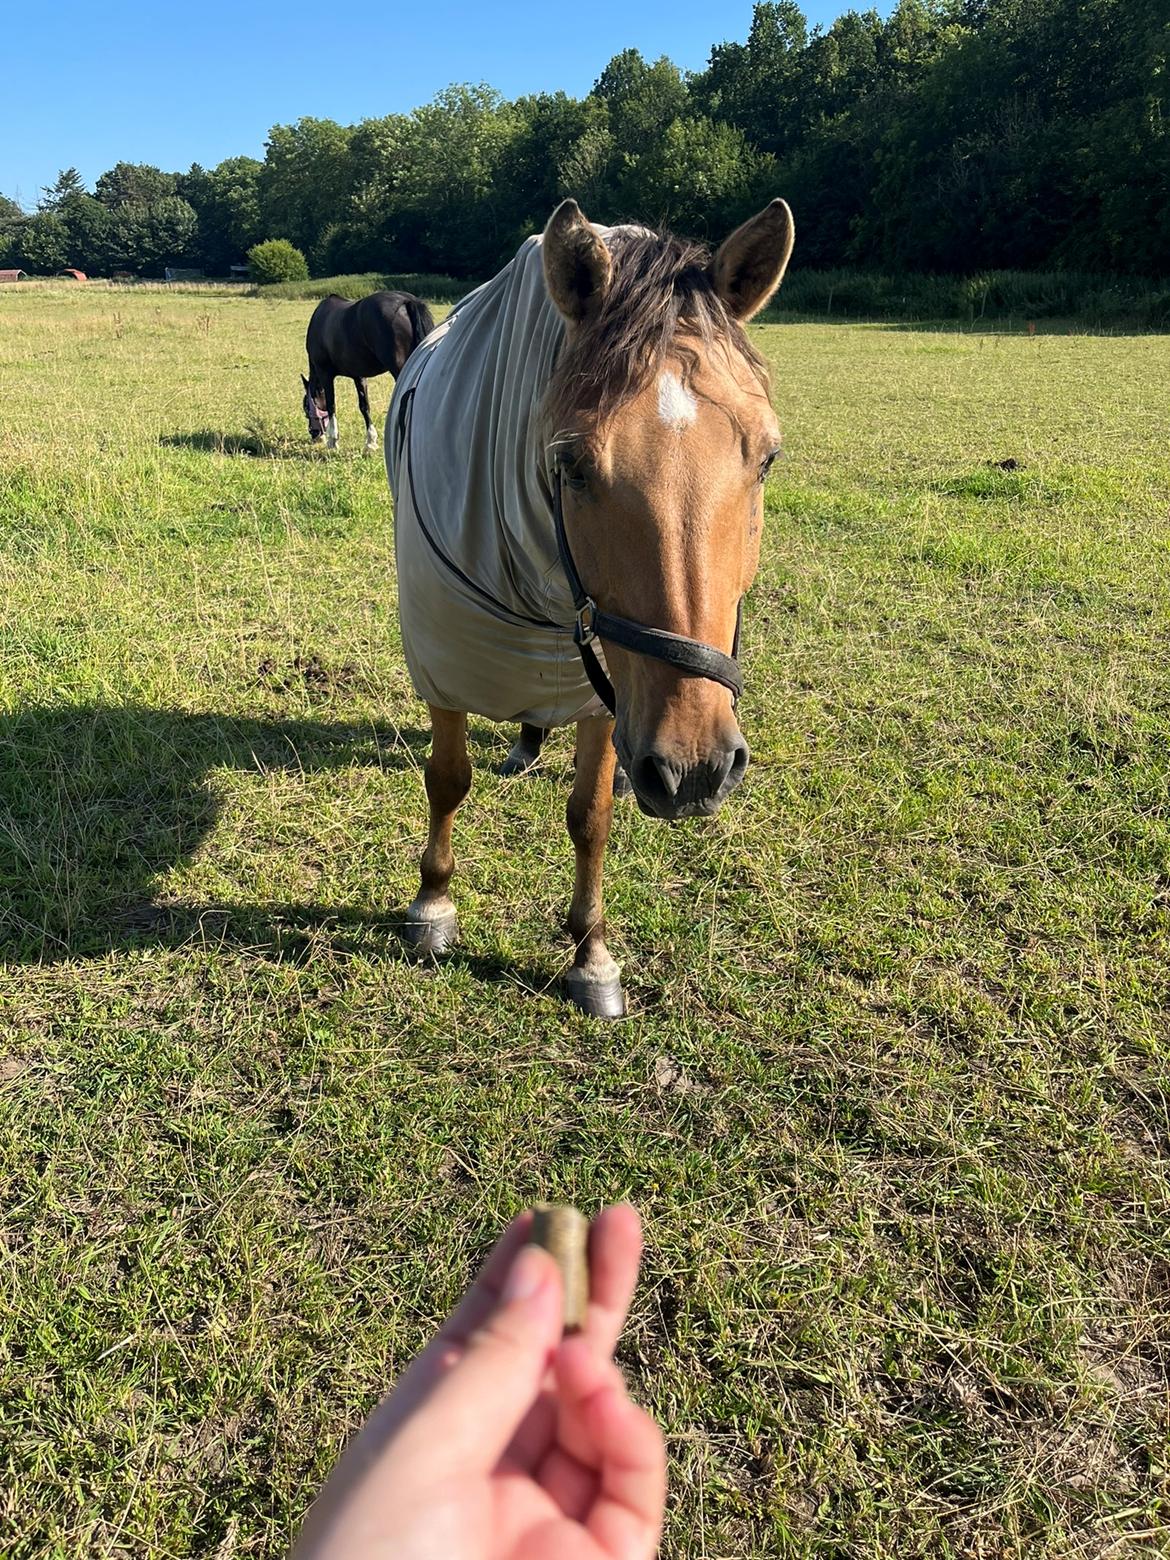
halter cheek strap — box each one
[551,465,744,717]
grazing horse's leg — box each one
[564,717,625,1017]
[501,722,548,776]
[323,376,339,449]
[501,722,632,798]
[405,707,471,955]
[355,378,377,452]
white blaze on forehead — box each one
[657,370,698,432]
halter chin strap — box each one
[551,465,744,718]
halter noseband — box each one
[551,464,744,718]
[305,387,328,435]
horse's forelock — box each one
[545,228,769,441]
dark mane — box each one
[544,227,769,440]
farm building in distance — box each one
[58,268,87,281]
[0,268,28,282]
[165,267,204,282]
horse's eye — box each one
[760,449,780,482]
[561,453,589,491]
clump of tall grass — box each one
[259,271,469,303]
[764,268,1169,326]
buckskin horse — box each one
[303,291,435,451]
[386,198,794,1015]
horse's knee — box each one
[425,757,472,817]
[566,791,612,854]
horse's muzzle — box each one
[626,738,750,820]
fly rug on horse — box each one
[303,291,435,451]
[386,197,794,1016]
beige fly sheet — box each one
[386,230,629,727]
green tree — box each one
[259,118,353,264]
[556,123,618,214]
[0,193,22,264]
[11,213,70,273]
[39,168,87,211]
[395,85,520,274]
[1088,0,1170,271]
[95,162,178,209]
[630,115,765,233]
[494,93,613,243]
[247,238,309,284]
[587,51,691,213]
[106,196,198,274]
[338,113,418,271]
[692,3,811,156]
[59,194,116,272]
[180,157,263,272]
[592,51,689,157]
[803,9,883,124]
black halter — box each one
[395,375,745,718]
[551,464,744,717]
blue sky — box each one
[6,0,867,206]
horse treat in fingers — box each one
[531,1204,589,1331]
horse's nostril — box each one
[633,751,680,812]
[722,738,750,794]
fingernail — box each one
[502,1245,549,1305]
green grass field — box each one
[2,283,1168,1558]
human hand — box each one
[292,1204,665,1560]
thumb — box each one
[401,1243,564,1475]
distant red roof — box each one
[58,268,87,281]
[0,268,27,282]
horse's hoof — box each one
[564,968,627,1018]
[612,763,633,799]
[403,904,459,956]
[500,740,542,777]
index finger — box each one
[383,1211,536,1421]
[581,1203,643,1357]
[436,1210,536,1347]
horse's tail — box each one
[401,296,436,354]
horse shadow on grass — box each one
[159,430,323,460]
[0,703,429,966]
[0,702,566,991]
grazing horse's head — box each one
[301,374,328,442]
[542,199,794,821]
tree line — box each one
[2,0,1166,282]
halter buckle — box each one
[574,598,598,646]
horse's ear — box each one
[300,373,310,391]
[710,199,795,322]
[542,199,612,327]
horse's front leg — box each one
[564,717,625,1017]
[355,378,377,452]
[405,707,471,955]
[324,376,339,448]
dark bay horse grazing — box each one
[386,197,794,1015]
[303,291,435,451]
